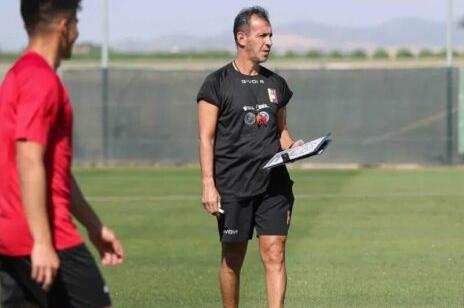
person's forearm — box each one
[17,156,52,245]
[199,136,215,186]
[280,128,295,150]
[277,107,295,150]
[70,175,102,233]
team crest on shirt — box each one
[256,111,270,126]
[267,88,278,104]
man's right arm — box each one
[16,141,59,290]
[197,100,221,215]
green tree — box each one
[284,50,298,58]
[396,49,414,58]
[418,49,435,58]
[435,49,460,58]
[349,49,367,59]
[306,49,324,58]
[372,48,389,59]
[436,49,446,58]
[328,50,343,59]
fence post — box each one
[446,67,455,164]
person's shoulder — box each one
[203,62,234,85]
[12,55,60,95]
[197,63,234,105]
[12,53,58,84]
[260,65,287,84]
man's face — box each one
[59,14,79,59]
[240,15,273,63]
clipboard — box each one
[263,133,332,169]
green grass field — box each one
[72,168,464,307]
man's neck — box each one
[233,56,260,76]
[26,38,61,70]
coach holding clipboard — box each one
[196,6,302,308]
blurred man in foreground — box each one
[0,1,124,307]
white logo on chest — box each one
[241,79,264,84]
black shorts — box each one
[217,189,295,242]
[0,244,111,308]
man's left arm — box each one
[71,174,124,265]
[277,107,303,150]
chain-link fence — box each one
[2,65,462,164]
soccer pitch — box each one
[73,167,463,308]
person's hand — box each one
[290,139,304,148]
[202,180,221,216]
[30,242,60,291]
[88,226,124,265]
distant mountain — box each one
[276,17,464,50]
[112,17,464,53]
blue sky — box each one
[1,0,463,51]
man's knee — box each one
[260,237,286,271]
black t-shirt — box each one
[197,63,293,201]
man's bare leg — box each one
[220,242,248,308]
[259,235,287,308]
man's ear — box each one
[236,31,247,47]
[55,17,68,34]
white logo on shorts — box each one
[223,229,239,235]
[103,285,109,293]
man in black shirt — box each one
[197,6,302,308]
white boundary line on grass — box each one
[87,191,464,203]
